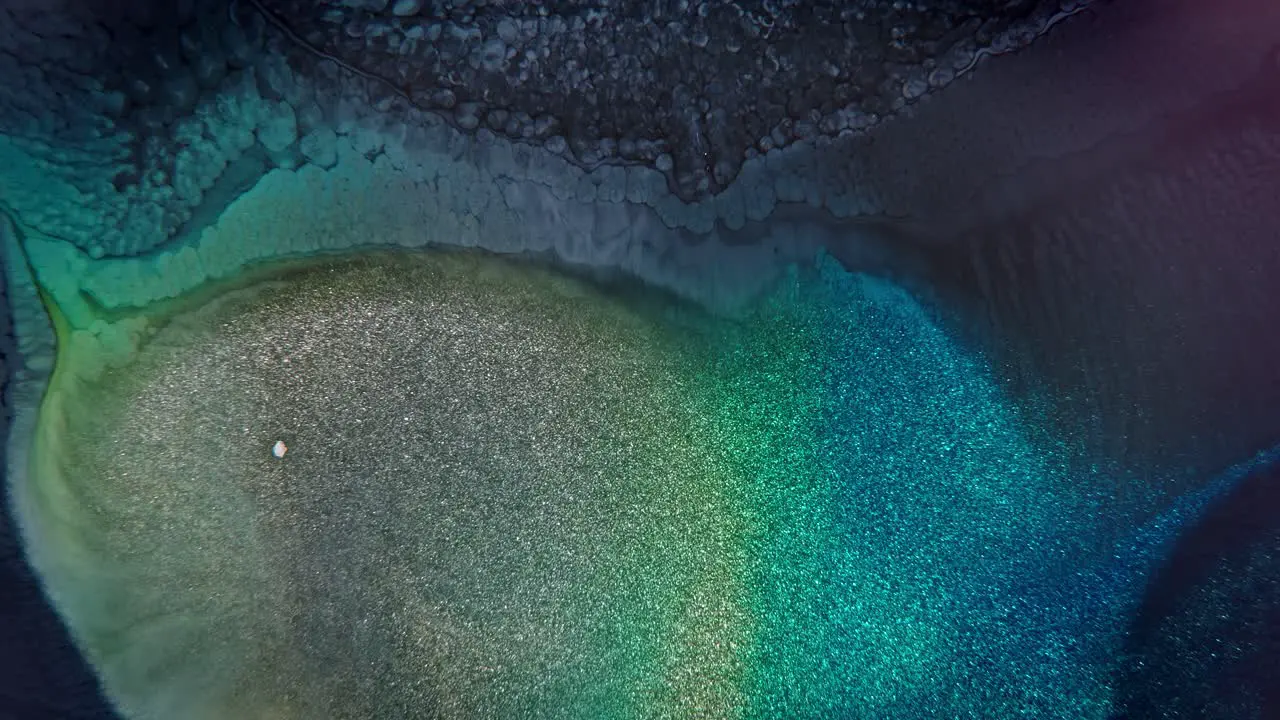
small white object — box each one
[272,440,288,458]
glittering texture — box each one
[53,252,753,719]
[714,263,1116,719]
[39,251,1130,718]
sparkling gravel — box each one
[51,250,1121,719]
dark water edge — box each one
[1113,454,1280,720]
[0,518,122,720]
[1,274,121,719]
